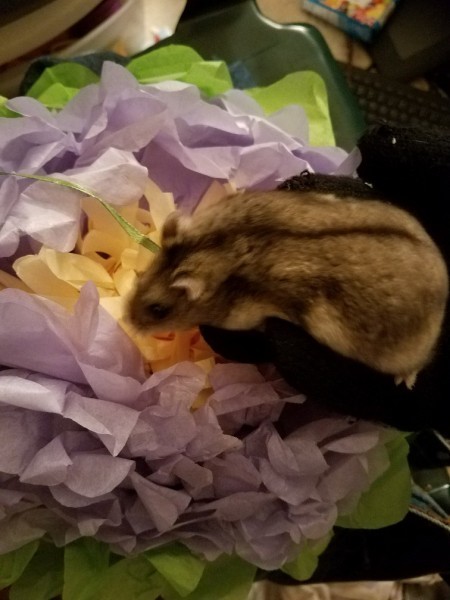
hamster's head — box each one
[127,211,233,332]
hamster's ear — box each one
[161,211,191,246]
[171,276,205,301]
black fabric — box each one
[202,313,450,435]
[408,430,450,469]
[200,325,273,364]
[264,513,450,584]
[200,123,450,436]
[358,123,450,262]
[277,169,379,199]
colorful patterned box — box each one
[303,0,399,42]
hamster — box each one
[127,189,449,387]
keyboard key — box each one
[340,63,450,131]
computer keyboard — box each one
[341,64,450,131]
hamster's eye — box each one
[146,303,172,320]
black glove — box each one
[201,313,450,435]
[201,124,450,435]
[357,123,450,262]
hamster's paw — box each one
[394,371,418,390]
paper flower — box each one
[2,176,218,372]
[0,48,410,598]
[0,61,359,262]
[0,283,394,571]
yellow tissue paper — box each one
[8,177,234,376]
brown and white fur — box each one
[127,190,448,387]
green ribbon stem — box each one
[0,171,160,254]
